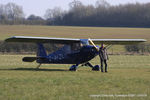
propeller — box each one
[89,38,101,71]
[88,38,99,51]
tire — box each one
[92,65,100,71]
[69,65,77,71]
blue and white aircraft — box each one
[5,36,146,71]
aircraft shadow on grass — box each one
[0,68,68,72]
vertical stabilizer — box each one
[37,43,47,57]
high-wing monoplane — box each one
[5,36,146,71]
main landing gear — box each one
[92,65,100,71]
[69,62,100,71]
[82,62,100,71]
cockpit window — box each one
[71,43,83,51]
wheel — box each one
[69,65,77,71]
[92,65,100,71]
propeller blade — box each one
[88,38,99,51]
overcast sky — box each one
[0,0,150,17]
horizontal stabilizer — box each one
[22,57,37,62]
[22,57,47,62]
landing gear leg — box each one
[84,62,100,71]
[69,64,78,71]
[85,62,93,68]
[37,63,41,69]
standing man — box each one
[99,43,109,72]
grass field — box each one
[0,25,150,41]
[0,55,150,100]
[0,25,150,100]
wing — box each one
[5,36,146,45]
[5,36,80,44]
[90,39,146,45]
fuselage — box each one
[36,45,99,64]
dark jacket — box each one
[99,47,108,60]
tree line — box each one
[1,1,150,27]
[45,0,150,27]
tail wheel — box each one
[69,65,78,71]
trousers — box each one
[100,59,107,72]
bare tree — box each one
[69,0,83,10]
[0,4,8,24]
[0,3,25,24]
[95,0,110,8]
[44,7,64,20]
[5,2,24,20]
[0,2,47,25]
